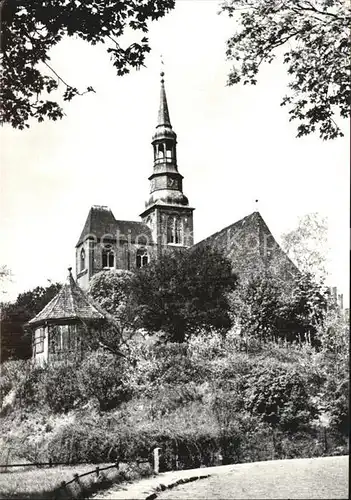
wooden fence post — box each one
[59,480,66,498]
[153,447,161,475]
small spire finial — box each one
[68,267,72,274]
[160,54,165,83]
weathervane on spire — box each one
[160,54,165,82]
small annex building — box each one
[28,268,106,365]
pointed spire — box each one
[157,69,171,128]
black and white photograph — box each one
[0,0,349,498]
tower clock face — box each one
[167,177,177,188]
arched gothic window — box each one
[167,216,183,244]
[136,249,148,268]
[157,143,165,159]
[165,140,173,160]
[102,246,115,268]
[167,217,175,243]
[80,248,85,271]
[175,218,182,244]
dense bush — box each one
[244,365,318,433]
[79,351,132,411]
[41,362,83,413]
[48,422,118,464]
[1,317,348,468]
[16,364,45,408]
[0,359,31,403]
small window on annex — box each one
[34,328,45,354]
[102,246,115,268]
[80,248,85,271]
[136,249,148,268]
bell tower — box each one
[140,71,194,254]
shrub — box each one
[326,377,349,436]
[48,422,118,464]
[79,351,131,411]
[41,362,84,413]
[244,365,318,433]
[16,364,45,408]
[0,359,31,404]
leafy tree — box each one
[229,271,282,343]
[281,213,329,279]
[0,265,12,297]
[229,270,329,344]
[88,269,137,356]
[15,282,62,316]
[221,0,350,139]
[88,269,133,318]
[0,282,61,362]
[131,245,237,342]
[316,303,349,437]
[0,0,175,129]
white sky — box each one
[0,0,349,303]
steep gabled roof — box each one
[194,211,299,281]
[76,206,153,247]
[194,211,261,248]
[28,269,105,327]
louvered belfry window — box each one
[167,216,183,244]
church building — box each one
[76,72,297,290]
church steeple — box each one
[157,71,171,127]
[146,71,188,208]
[140,70,194,251]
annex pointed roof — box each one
[28,268,105,327]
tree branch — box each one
[43,61,70,87]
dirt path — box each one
[96,455,348,500]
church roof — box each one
[76,205,154,247]
[194,211,299,281]
[28,269,105,327]
[195,211,262,247]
